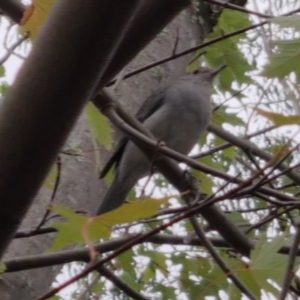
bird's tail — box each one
[96,177,134,215]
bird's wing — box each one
[100,87,168,178]
[99,137,128,178]
[135,87,167,122]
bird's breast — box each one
[145,84,212,154]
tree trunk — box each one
[0,8,202,299]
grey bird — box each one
[97,65,225,215]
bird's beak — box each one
[210,64,226,78]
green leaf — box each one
[86,102,114,172]
[226,211,248,226]
[269,15,300,31]
[193,170,214,194]
[219,9,252,33]
[47,296,61,300]
[197,262,228,296]
[249,255,285,298]
[156,283,176,299]
[205,41,253,90]
[253,107,300,127]
[103,166,114,185]
[184,256,212,277]
[222,253,261,298]
[262,39,300,78]
[203,10,253,90]
[151,252,168,278]
[96,196,170,223]
[50,196,171,250]
[223,146,235,160]
[50,205,111,250]
[227,283,242,300]
[251,234,287,267]
[0,82,9,97]
[198,155,224,171]
[43,163,58,190]
[189,283,206,300]
[213,106,245,127]
[121,272,142,291]
[117,250,135,277]
[234,270,261,298]
[91,281,105,295]
[213,136,236,161]
[86,102,114,150]
[0,261,6,274]
[0,66,5,78]
[142,266,155,283]
[186,49,206,72]
[249,234,290,296]
[199,130,209,146]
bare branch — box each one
[96,265,149,300]
[4,233,300,274]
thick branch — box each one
[4,234,296,273]
[0,0,24,23]
[0,0,143,258]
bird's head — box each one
[191,65,226,83]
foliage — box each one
[50,196,170,250]
[262,15,300,78]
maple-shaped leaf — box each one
[86,102,114,151]
[261,39,300,78]
[253,107,300,127]
[50,197,170,250]
[95,196,171,225]
[43,163,58,190]
[50,205,111,251]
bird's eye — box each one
[192,69,199,74]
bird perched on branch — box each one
[97,65,226,215]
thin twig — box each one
[189,217,257,300]
[0,33,27,65]
[245,206,297,234]
[96,265,149,300]
[75,273,101,300]
[107,6,300,87]
[191,125,276,159]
